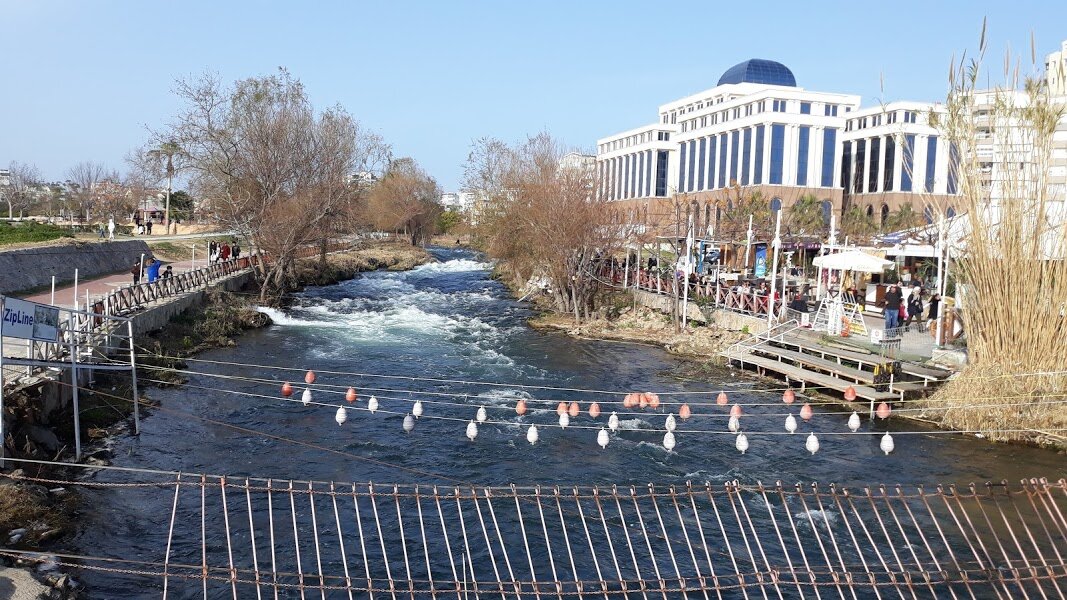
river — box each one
[69,247,1065,598]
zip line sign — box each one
[1,296,61,342]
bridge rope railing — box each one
[1,466,1064,599]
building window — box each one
[946,206,956,218]
[925,136,938,193]
[840,139,852,194]
[753,126,765,185]
[821,200,833,225]
[800,102,811,115]
[645,150,653,197]
[718,135,728,188]
[741,128,752,185]
[901,134,915,192]
[655,151,668,197]
[822,128,837,188]
[923,205,934,224]
[678,142,687,192]
[697,138,707,191]
[947,142,959,194]
[729,130,740,184]
[770,197,782,212]
[824,104,838,116]
[687,140,697,192]
[881,204,890,226]
[796,126,810,186]
[637,152,645,198]
[866,205,874,219]
[883,135,896,192]
[868,137,881,193]
[769,124,785,184]
[854,139,866,193]
[708,135,718,190]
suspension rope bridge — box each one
[1,464,1064,599]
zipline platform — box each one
[1,468,1064,598]
[723,329,952,403]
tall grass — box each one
[923,27,1067,443]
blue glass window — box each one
[947,142,959,194]
[925,136,938,193]
[708,136,717,189]
[687,140,697,192]
[697,138,707,190]
[645,150,653,197]
[655,151,668,197]
[637,152,645,197]
[883,136,896,191]
[717,59,797,87]
[796,126,810,186]
[924,205,933,224]
[854,139,866,193]
[632,152,638,196]
[769,124,785,184]
[822,128,837,187]
[839,138,851,192]
[718,136,728,188]
[868,137,881,193]
[730,131,740,184]
[770,197,782,212]
[678,142,687,192]
[901,134,915,192]
[741,128,752,185]
[800,102,811,115]
[821,200,833,224]
[753,126,765,184]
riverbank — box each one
[0,239,433,596]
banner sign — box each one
[2,297,61,342]
[754,244,768,278]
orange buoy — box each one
[716,391,729,406]
[729,404,742,418]
[844,386,858,401]
[639,393,649,409]
[568,401,580,418]
[589,402,601,418]
[304,370,316,385]
[281,382,293,397]
[345,388,357,403]
[648,393,660,410]
[679,404,692,420]
[556,401,568,416]
[800,403,814,421]
[623,394,635,409]
[783,389,796,404]
[876,402,892,419]
[515,399,528,416]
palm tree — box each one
[785,193,825,239]
[146,141,182,234]
[883,203,924,233]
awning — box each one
[812,249,894,273]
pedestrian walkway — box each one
[21,258,197,308]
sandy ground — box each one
[0,565,51,599]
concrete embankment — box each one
[0,240,151,295]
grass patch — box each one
[0,221,73,246]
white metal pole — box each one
[768,209,782,325]
[72,268,79,310]
[50,276,56,306]
[192,243,196,272]
[935,216,945,347]
[744,214,753,273]
[67,315,82,460]
[622,242,630,289]
[139,252,145,285]
[127,320,140,434]
[682,214,693,328]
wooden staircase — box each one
[722,325,952,403]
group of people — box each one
[208,239,241,263]
[883,284,941,333]
[130,257,172,285]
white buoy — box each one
[558,413,570,429]
[880,433,895,455]
[335,407,347,425]
[847,411,861,432]
[805,433,820,455]
[597,428,609,449]
[476,406,487,423]
[608,412,620,432]
[403,414,415,432]
[301,388,312,406]
[526,424,539,444]
[412,400,424,418]
[735,432,749,454]
[368,396,379,414]
[728,415,740,433]
[665,414,677,433]
[785,414,798,434]
[466,420,478,441]
[662,431,676,452]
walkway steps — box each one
[750,345,876,385]
[775,334,890,370]
[725,349,897,402]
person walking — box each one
[926,293,942,336]
[146,220,153,235]
[883,284,903,332]
[107,217,116,241]
[220,242,231,262]
[130,260,143,285]
[905,286,924,332]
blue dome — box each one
[717,59,796,87]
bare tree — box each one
[3,161,41,218]
[66,161,108,222]
[366,157,442,245]
[166,69,388,301]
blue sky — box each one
[2,0,1065,191]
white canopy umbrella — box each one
[812,249,893,273]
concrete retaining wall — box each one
[706,308,770,335]
[129,270,255,337]
[0,240,152,295]
[632,289,708,323]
